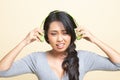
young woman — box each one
[0,10,120,80]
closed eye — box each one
[51,33,57,35]
[62,31,68,35]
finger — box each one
[81,33,87,38]
[75,27,86,34]
[75,27,81,32]
[36,37,41,42]
[34,32,40,40]
[31,28,44,42]
[35,32,45,42]
[34,27,44,35]
[79,30,86,35]
[34,36,40,42]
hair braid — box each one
[62,43,79,80]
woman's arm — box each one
[76,27,120,63]
[0,40,27,71]
[92,37,120,63]
[0,28,42,71]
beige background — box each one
[0,0,120,80]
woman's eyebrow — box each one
[49,29,66,33]
[62,30,66,31]
[49,30,58,32]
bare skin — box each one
[0,28,43,71]
[76,27,120,63]
[0,23,120,80]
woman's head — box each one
[43,10,77,52]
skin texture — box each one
[48,21,71,53]
[0,14,120,80]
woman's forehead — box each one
[49,21,65,31]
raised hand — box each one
[75,27,96,43]
[23,28,44,45]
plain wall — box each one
[0,0,120,80]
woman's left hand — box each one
[76,27,97,43]
[76,27,120,63]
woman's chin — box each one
[53,48,66,53]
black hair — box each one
[43,10,79,80]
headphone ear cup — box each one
[76,34,82,40]
[40,35,44,42]
[75,31,82,40]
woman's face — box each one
[48,21,71,52]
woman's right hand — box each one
[0,28,44,71]
[23,28,44,45]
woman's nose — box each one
[57,35,64,42]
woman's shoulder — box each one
[25,51,47,60]
[77,50,90,55]
[77,50,98,58]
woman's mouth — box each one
[56,43,65,49]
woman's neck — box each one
[49,50,67,59]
